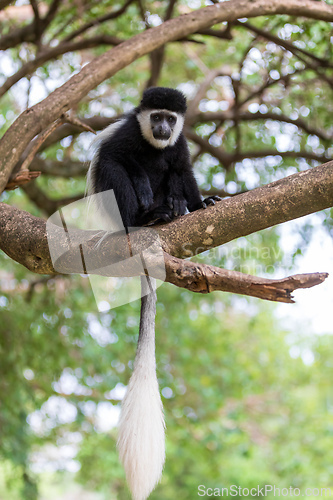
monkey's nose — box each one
[154,125,171,140]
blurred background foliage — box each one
[0,0,333,498]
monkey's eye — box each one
[151,114,160,122]
[167,116,176,124]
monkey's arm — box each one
[93,158,141,227]
[121,157,154,212]
[166,171,188,217]
[165,135,202,215]
[97,150,155,211]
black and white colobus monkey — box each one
[88,87,220,500]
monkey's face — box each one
[150,111,176,140]
[137,109,184,149]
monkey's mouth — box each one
[153,131,171,140]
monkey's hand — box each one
[137,187,154,212]
[202,195,222,208]
[146,204,174,224]
[167,196,187,217]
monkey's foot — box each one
[202,195,222,208]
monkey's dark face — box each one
[137,108,185,149]
[150,111,177,141]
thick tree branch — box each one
[157,161,333,258]
[0,162,332,303]
[1,0,333,193]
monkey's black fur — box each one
[140,86,187,113]
[90,87,219,228]
[89,88,221,500]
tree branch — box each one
[0,162,332,303]
[1,0,332,192]
[146,0,177,87]
[30,0,41,46]
[62,0,133,42]
[39,116,117,151]
[29,157,87,177]
[164,253,328,303]
[237,20,333,68]
[237,20,333,89]
[0,0,14,10]
[0,35,123,98]
[21,182,83,216]
[0,0,61,50]
[185,128,330,168]
[195,26,233,41]
[189,110,332,143]
[157,161,333,258]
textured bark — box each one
[1,0,333,192]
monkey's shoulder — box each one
[97,113,141,151]
[98,112,190,166]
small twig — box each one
[20,117,64,173]
[5,170,41,191]
[186,65,225,119]
[5,117,66,191]
[63,114,97,135]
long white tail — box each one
[117,276,165,500]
